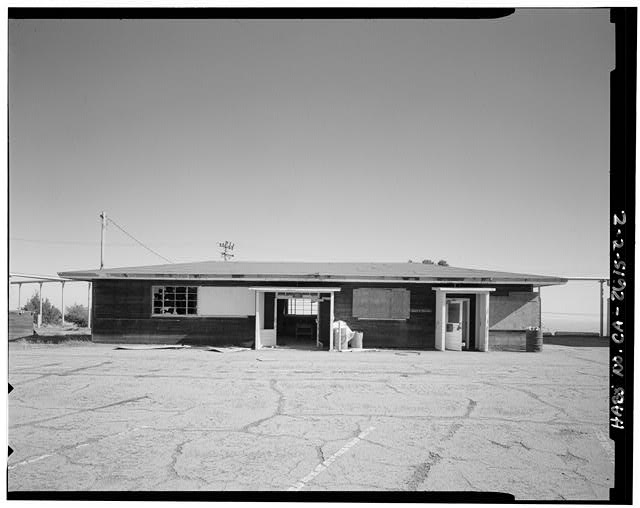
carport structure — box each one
[9,273,91,328]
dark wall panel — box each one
[93,280,152,319]
[333,283,435,349]
[92,280,257,345]
[92,279,534,349]
[92,316,255,346]
[264,292,275,329]
[92,280,438,348]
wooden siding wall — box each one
[92,280,255,345]
[91,279,534,349]
[92,279,438,347]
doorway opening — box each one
[253,287,340,350]
[277,296,319,349]
[445,296,477,351]
[434,287,493,352]
[275,293,334,350]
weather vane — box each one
[218,241,235,261]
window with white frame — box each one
[152,286,198,315]
[287,298,318,315]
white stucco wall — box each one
[197,287,255,316]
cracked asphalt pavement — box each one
[8,343,613,499]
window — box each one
[352,288,410,320]
[287,298,318,315]
[447,301,461,323]
[153,286,198,316]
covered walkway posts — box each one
[9,273,90,329]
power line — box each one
[11,236,206,248]
[105,216,173,264]
[11,237,97,245]
[11,237,143,247]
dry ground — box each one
[8,342,614,500]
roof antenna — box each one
[218,241,235,261]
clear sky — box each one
[8,10,614,330]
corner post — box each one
[434,289,446,351]
[254,290,261,350]
[273,292,278,347]
[61,281,66,325]
[599,279,604,337]
[537,286,542,328]
[329,292,335,351]
[87,282,92,329]
[477,292,490,352]
[316,293,320,349]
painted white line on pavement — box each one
[8,453,53,470]
[8,426,150,471]
[288,426,375,492]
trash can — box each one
[333,327,349,350]
[333,328,340,350]
[350,331,363,349]
[526,328,543,352]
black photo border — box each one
[6,6,635,504]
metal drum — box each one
[526,328,543,352]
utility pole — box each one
[100,211,107,269]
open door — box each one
[445,299,464,351]
[461,299,470,350]
[446,298,472,351]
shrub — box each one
[23,292,62,325]
[65,303,89,327]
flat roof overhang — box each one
[249,287,341,292]
[58,273,565,286]
[433,287,496,293]
[11,272,73,283]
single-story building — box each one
[58,261,567,352]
